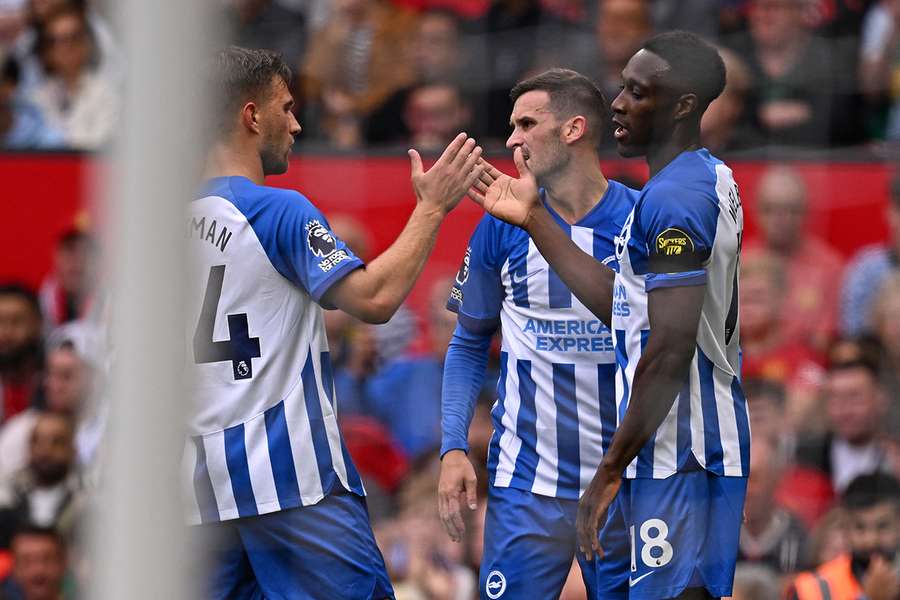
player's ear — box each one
[563,115,587,144]
[673,93,698,122]
[240,101,261,134]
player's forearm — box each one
[352,205,444,323]
[600,340,695,474]
[441,324,492,456]
[524,206,615,325]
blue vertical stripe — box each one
[597,363,618,455]
[264,400,301,509]
[676,375,692,471]
[509,250,530,308]
[553,363,580,491]
[731,376,751,476]
[548,224,571,309]
[614,329,629,426]
[321,351,364,494]
[510,360,538,489]
[635,330,655,478]
[301,352,338,493]
[486,352,509,479]
[223,424,258,517]
[191,436,219,524]
[698,348,724,475]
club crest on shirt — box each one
[655,228,694,256]
[306,220,337,257]
[485,570,506,599]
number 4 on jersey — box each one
[193,265,261,380]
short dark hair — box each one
[510,68,609,144]
[843,473,900,511]
[826,335,882,378]
[641,31,726,111]
[210,46,292,134]
[0,284,41,319]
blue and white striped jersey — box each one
[183,176,365,524]
[448,181,637,499]
[612,149,750,480]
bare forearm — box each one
[525,206,615,325]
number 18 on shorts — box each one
[617,471,747,599]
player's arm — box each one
[471,148,615,325]
[438,322,493,542]
[323,134,484,323]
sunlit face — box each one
[257,77,301,176]
[610,49,674,158]
[506,90,569,181]
[757,177,807,252]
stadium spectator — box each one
[739,435,809,575]
[744,377,795,461]
[804,507,851,569]
[402,82,472,153]
[25,3,120,149]
[788,473,900,600]
[0,413,85,543]
[225,0,308,71]
[796,339,894,494]
[0,53,62,148]
[752,165,843,352]
[841,173,900,336]
[0,285,43,425]
[592,0,652,134]
[739,250,826,435]
[300,0,418,148]
[872,273,900,431]
[0,1,26,51]
[701,47,761,153]
[37,230,97,333]
[649,0,719,41]
[730,563,782,600]
[0,526,69,600]
[365,9,473,145]
[860,0,900,139]
[723,0,861,146]
[0,321,104,481]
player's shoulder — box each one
[640,150,726,211]
[605,179,641,211]
[198,176,317,219]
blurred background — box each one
[0,0,899,598]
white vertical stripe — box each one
[526,239,549,307]
[243,412,279,512]
[714,367,743,476]
[284,380,325,503]
[654,395,679,474]
[689,353,707,469]
[202,431,238,521]
[576,363,603,495]
[182,439,202,524]
[493,339,523,487]
[570,226,595,313]
[531,358,558,497]
[310,351,350,490]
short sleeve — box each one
[638,181,718,291]
[246,189,363,301]
[447,216,504,335]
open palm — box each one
[470,147,541,229]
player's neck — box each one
[541,157,608,224]
[203,141,266,185]
[647,129,701,178]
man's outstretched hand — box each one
[469,147,542,229]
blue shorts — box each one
[611,471,747,599]
[198,490,394,600]
[480,485,629,600]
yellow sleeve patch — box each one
[655,228,695,256]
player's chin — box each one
[615,141,645,158]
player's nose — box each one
[611,90,627,114]
[505,131,521,150]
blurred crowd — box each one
[5,0,900,152]
[1,166,898,599]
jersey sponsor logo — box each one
[612,282,630,317]
[456,247,471,286]
[522,318,614,353]
[318,249,351,272]
[655,228,694,256]
[485,570,507,599]
[306,220,337,258]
